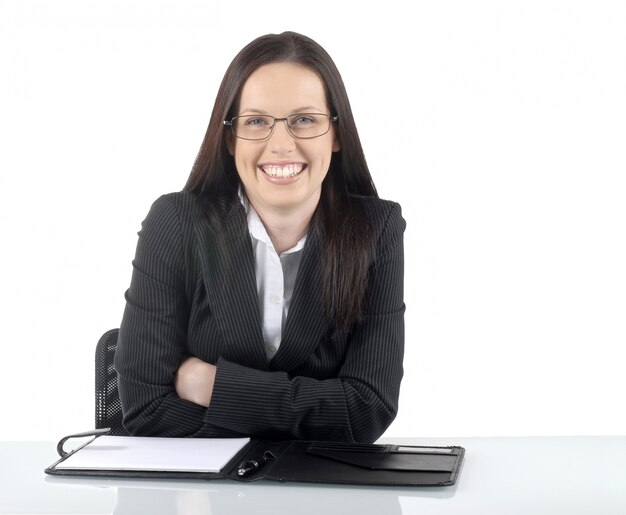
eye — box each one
[242,116,272,128]
[289,114,318,127]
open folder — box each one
[45,429,465,487]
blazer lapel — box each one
[192,200,268,370]
[271,226,327,371]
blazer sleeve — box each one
[205,202,405,443]
[114,195,228,437]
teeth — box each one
[261,164,304,178]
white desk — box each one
[1,436,624,514]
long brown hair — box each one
[185,31,377,334]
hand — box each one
[175,356,217,407]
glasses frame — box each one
[223,113,338,141]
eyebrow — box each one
[238,105,325,115]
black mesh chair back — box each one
[95,328,128,436]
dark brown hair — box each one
[185,31,377,333]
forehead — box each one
[238,62,328,113]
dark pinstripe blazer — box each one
[115,191,405,443]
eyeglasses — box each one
[223,113,338,141]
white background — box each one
[1,0,624,441]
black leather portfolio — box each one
[45,429,465,487]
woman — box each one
[115,31,405,443]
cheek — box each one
[305,136,332,157]
[234,157,250,185]
[234,145,259,172]
[316,142,336,171]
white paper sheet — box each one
[55,436,250,473]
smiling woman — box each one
[114,31,406,443]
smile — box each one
[259,163,305,178]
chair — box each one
[95,328,129,436]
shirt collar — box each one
[239,188,307,254]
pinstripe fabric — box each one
[114,191,405,443]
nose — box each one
[268,119,296,153]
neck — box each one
[250,196,319,255]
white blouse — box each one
[243,199,306,361]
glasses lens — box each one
[234,115,274,140]
[286,114,330,138]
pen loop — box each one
[264,450,278,462]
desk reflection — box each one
[103,477,456,515]
[111,483,405,515]
[113,487,212,515]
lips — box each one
[259,163,305,178]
